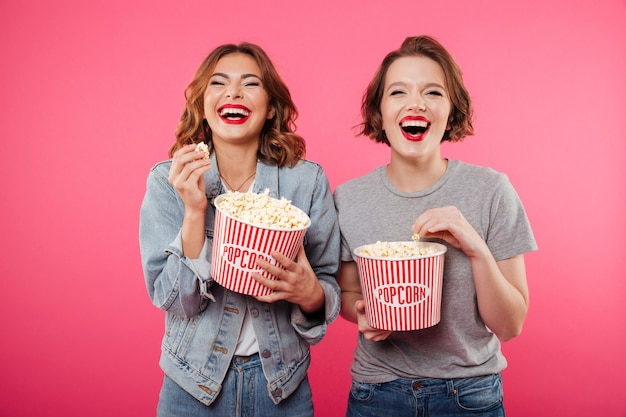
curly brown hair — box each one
[169,42,305,167]
[359,35,474,144]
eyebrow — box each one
[386,81,445,90]
[210,72,263,80]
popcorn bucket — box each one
[210,194,310,296]
[354,242,447,331]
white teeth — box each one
[219,107,250,117]
[401,120,428,128]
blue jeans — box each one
[157,354,314,417]
[347,374,505,417]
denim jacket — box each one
[139,153,341,406]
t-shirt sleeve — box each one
[486,174,538,261]
[333,185,356,263]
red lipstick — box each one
[399,115,430,142]
[217,104,251,125]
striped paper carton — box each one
[211,194,310,296]
[354,242,447,331]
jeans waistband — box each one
[392,373,502,396]
[231,353,260,370]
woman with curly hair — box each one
[140,42,340,416]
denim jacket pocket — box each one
[164,314,200,357]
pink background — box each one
[1,0,625,416]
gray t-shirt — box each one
[333,160,537,381]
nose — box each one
[407,94,426,112]
[225,82,243,99]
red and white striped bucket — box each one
[354,242,447,331]
[210,195,310,296]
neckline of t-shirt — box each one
[379,159,457,198]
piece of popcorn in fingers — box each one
[195,142,210,160]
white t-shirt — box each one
[222,180,260,356]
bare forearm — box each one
[340,291,362,323]
[181,209,206,259]
[471,254,529,341]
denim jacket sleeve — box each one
[139,161,214,318]
[283,163,341,345]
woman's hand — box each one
[337,262,390,340]
[168,143,212,212]
[354,300,393,341]
[168,143,212,259]
[253,245,325,315]
[414,206,530,341]
[412,205,488,259]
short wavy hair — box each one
[359,35,474,144]
[169,42,305,167]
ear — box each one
[267,107,276,120]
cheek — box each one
[254,93,271,114]
[380,102,396,130]
[202,96,213,117]
[203,89,221,108]
[431,102,452,126]
[203,97,224,124]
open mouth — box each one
[218,105,251,123]
[400,119,429,139]
[220,107,250,119]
